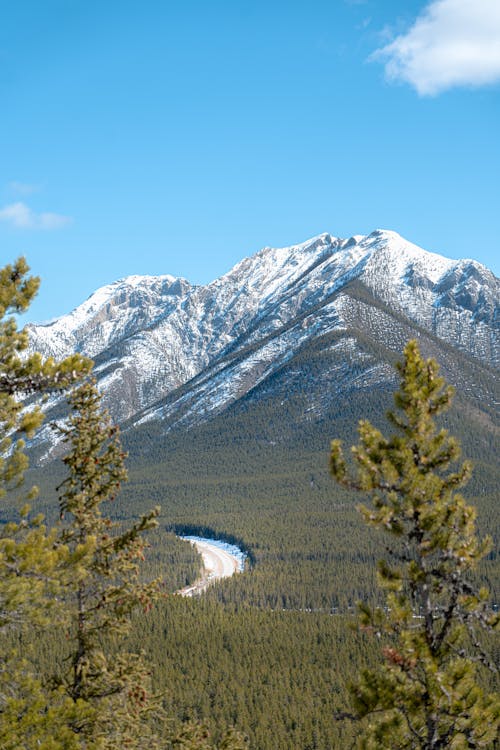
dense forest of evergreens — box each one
[2,260,498,747]
[22,367,497,748]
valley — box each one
[3,0,500,743]
[4,231,499,748]
[178,537,244,596]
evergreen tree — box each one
[54,380,247,750]
[170,723,248,749]
[0,258,92,748]
[54,379,163,748]
[0,259,90,499]
[330,340,499,749]
[0,260,246,748]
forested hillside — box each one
[28,349,498,748]
[3,251,498,748]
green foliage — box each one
[330,340,500,748]
[0,660,90,750]
[0,257,91,502]
[3,258,498,749]
[0,258,92,747]
[52,379,164,748]
[24,326,498,748]
[31,317,499,617]
[169,721,248,749]
[0,509,65,631]
[0,259,247,749]
[126,598,371,749]
[50,381,248,749]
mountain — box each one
[27,229,499,456]
[24,228,500,620]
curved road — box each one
[178,539,241,597]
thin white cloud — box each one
[372,0,500,95]
[0,202,72,230]
[38,211,72,230]
[8,181,40,196]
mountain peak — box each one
[116,273,179,287]
[366,228,402,240]
[27,228,498,443]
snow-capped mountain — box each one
[27,230,499,443]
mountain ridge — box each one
[26,229,499,456]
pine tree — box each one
[53,379,163,748]
[330,340,499,749]
[0,259,246,749]
[54,380,248,749]
[170,723,248,749]
[0,258,92,748]
[0,259,90,496]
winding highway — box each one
[178,538,241,597]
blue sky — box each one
[1,0,499,323]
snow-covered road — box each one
[178,538,242,597]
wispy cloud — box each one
[372,0,500,96]
[8,181,40,196]
[0,202,72,230]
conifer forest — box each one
[0,259,498,749]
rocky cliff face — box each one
[27,229,499,446]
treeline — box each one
[33,377,499,615]
[26,360,498,746]
[135,600,373,749]
[14,285,499,748]
[122,396,499,610]
[17,596,376,749]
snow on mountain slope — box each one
[27,229,499,438]
[28,274,192,359]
